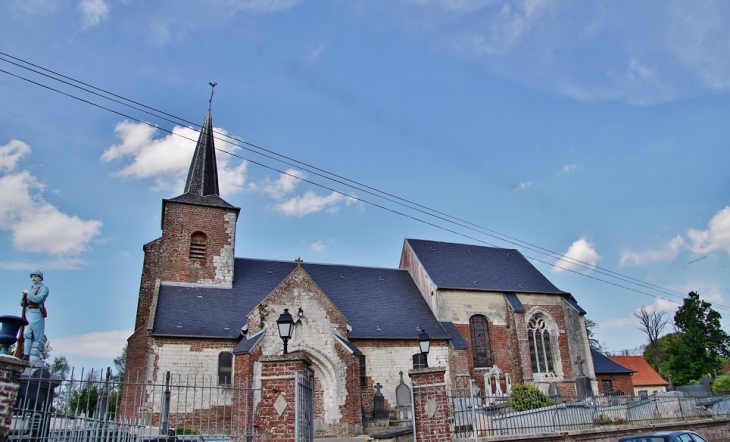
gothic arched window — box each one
[469,315,493,368]
[189,231,207,260]
[528,314,554,374]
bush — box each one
[714,374,730,392]
[509,383,554,412]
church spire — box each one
[184,84,220,197]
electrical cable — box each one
[0,51,693,302]
[0,55,724,312]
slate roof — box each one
[185,110,220,197]
[591,349,635,374]
[405,239,568,295]
[608,356,668,386]
[152,258,453,343]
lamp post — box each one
[277,309,294,355]
[417,329,430,368]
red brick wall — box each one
[157,201,236,285]
[258,355,312,442]
[596,373,634,395]
[409,368,450,442]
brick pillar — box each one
[0,355,28,440]
[408,367,450,442]
[258,351,312,442]
[513,312,534,383]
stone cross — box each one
[295,257,303,266]
[574,356,585,377]
[375,382,383,395]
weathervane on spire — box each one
[208,82,217,111]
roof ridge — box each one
[234,257,410,272]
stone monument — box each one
[16,270,49,367]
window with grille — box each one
[528,314,554,374]
[602,380,613,393]
[359,355,367,387]
[218,352,232,385]
[190,232,207,260]
[469,315,493,368]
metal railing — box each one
[448,382,730,439]
[10,367,259,442]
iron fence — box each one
[448,382,730,439]
[10,367,259,442]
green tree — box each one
[661,291,730,386]
[643,333,673,373]
[112,343,127,382]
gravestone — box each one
[373,382,389,419]
[395,371,412,420]
[573,356,592,399]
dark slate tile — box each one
[591,349,635,374]
[406,239,568,294]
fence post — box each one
[409,367,450,442]
[159,371,171,435]
[0,355,28,440]
[469,378,478,441]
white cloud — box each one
[623,206,730,266]
[274,191,346,217]
[0,257,90,271]
[387,1,730,104]
[263,169,306,199]
[261,169,356,217]
[0,141,102,257]
[620,235,685,266]
[552,238,600,273]
[101,121,248,196]
[599,316,636,331]
[0,140,30,172]
[78,0,110,28]
[513,181,534,192]
[687,206,730,255]
[310,240,327,253]
[52,330,131,358]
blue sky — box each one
[1,0,729,370]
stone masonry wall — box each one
[249,266,354,435]
[0,355,27,440]
[354,340,450,415]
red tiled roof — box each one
[608,356,668,386]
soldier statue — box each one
[20,269,48,366]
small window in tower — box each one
[190,232,207,260]
[218,352,233,385]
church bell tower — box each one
[155,106,241,287]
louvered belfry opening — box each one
[189,231,207,260]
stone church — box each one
[123,108,597,436]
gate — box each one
[294,371,314,442]
[10,367,258,441]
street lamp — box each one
[418,329,430,368]
[277,309,294,355]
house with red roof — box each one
[609,355,668,395]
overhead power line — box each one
[0,52,723,313]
